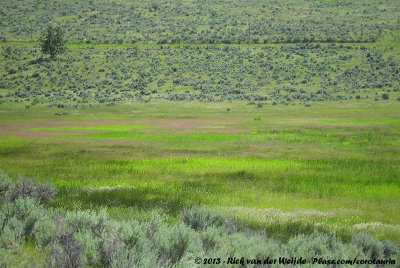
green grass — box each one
[318,119,400,125]
[0,100,399,243]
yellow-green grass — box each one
[0,100,399,242]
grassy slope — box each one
[1,100,399,242]
[2,40,400,101]
[2,0,398,43]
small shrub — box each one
[146,213,165,239]
[180,206,227,231]
[201,227,221,252]
[287,231,331,258]
[383,239,398,258]
[10,176,57,204]
[55,111,70,116]
[0,217,24,249]
[119,220,146,252]
[352,233,384,259]
[74,230,101,265]
[48,232,83,268]
[110,248,137,268]
[1,197,44,239]
[91,208,111,238]
[155,223,195,265]
[225,231,276,261]
[0,169,14,203]
[33,217,56,250]
[100,233,122,267]
[64,210,98,234]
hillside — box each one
[1,0,400,106]
[1,0,399,44]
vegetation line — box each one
[0,40,378,46]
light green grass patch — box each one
[97,157,303,175]
[318,119,400,125]
[0,136,29,147]
[62,131,267,143]
[60,126,399,147]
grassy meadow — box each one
[1,100,399,244]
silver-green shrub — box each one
[352,233,385,259]
[0,169,14,203]
[0,217,24,249]
[383,239,398,258]
[0,197,44,249]
[180,206,229,231]
[0,170,398,267]
[100,232,123,267]
[154,223,199,265]
[33,216,57,250]
[47,232,83,268]
[200,226,222,253]
[119,219,146,253]
[74,230,102,265]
